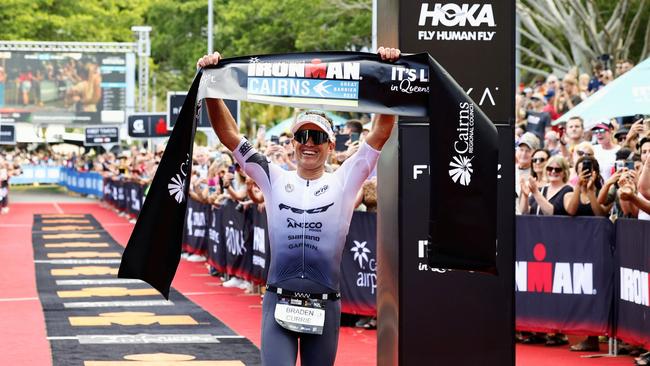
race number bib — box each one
[274,295,326,335]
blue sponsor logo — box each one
[248,77,358,100]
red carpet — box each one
[0,202,638,365]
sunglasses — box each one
[546,166,563,174]
[532,157,547,164]
[294,130,330,145]
[592,128,607,134]
[576,150,592,157]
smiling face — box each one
[293,123,334,172]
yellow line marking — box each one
[70,312,198,326]
[51,266,119,276]
[47,251,121,259]
[43,233,101,239]
[45,242,110,248]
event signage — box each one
[167,92,239,130]
[0,51,130,124]
[0,124,16,144]
[615,219,650,348]
[127,113,171,138]
[119,52,498,299]
[398,0,514,122]
[84,126,119,146]
[516,216,614,335]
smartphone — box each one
[615,160,625,172]
[582,159,592,173]
[335,134,348,152]
[626,161,635,170]
[350,132,360,142]
[228,165,236,174]
[271,135,280,144]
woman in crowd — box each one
[519,155,573,216]
[530,149,551,184]
[564,156,610,217]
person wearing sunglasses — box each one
[519,155,573,216]
[590,122,620,182]
[564,156,610,218]
[529,148,550,184]
[198,46,400,366]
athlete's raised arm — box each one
[364,46,400,151]
[197,52,241,151]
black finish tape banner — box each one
[515,216,614,336]
[120,51,498,298]
[615,219,650,348]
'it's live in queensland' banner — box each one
[120,51,498,298]
[515,216,614,336]
[615,219,650,348]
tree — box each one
[517,0,650,78]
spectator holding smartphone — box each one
[564,156,610,217]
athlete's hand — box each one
[197,51,222,69]
[378,47,401,62]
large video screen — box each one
[0,51,129,124]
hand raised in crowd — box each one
[577,169,591,191]
[618,179,637,201]
[585,172,597,192]
[196,51,222,69]
[519,176,531,197]
[527,176,539,195]
[606,170,624,187]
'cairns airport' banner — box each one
[119,52,499,298]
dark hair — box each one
[615,148,632,161]
[575,156,603,191]
[345,119,364,133]
[530,149,551,180]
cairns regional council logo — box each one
[350,240,377,295]
[168,153,191,203]
[448,102,475,186]
[245,57,361,108]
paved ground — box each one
[9,185,97,203]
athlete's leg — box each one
[299,300,341,366]
[261,291,298,366]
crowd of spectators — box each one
[515,58,650,353]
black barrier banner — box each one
[199,52,498,274]
[251,206,270,284]
[121,51,498,298]
[183,199,209,256]
[221,200,253,281]
[340,212,377,316]
[125,182,143,216]
[118,75,201,299]
[516,216,614,335]
[207,205,226,274]
[615,219,650,348]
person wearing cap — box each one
[591,122,620,181]
[515,132,540,212]
[198,47,400,366]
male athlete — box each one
[197,47,400,366]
